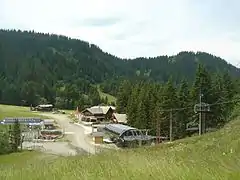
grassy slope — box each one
[0,105,49,131]
[0,104,48,120]
[97,85,117,104]
[0,112,239,179]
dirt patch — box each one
[22,141,79,156]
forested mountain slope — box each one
[0,29,239,108]
[127,52,240,83]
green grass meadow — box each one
[0,104,48,131]
[0,104,47,120]
[0,104,240,180]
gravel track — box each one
[40,113,96,155]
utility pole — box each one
[155,105,161,144]
[199,91,202,136]
[169,109,173,142]
[156,118,160,144]
[202,112,206,134]
[194,90,209,135]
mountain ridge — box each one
[0,29,240,108]
[2,28,239,66]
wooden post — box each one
[202,112,206,134]
[139,139,142,147]
[156,119,161,144]
[199,92,203,135]
[20,135,24,151]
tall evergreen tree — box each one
[191,64,213,104]
[116,80,131,113]
[135,84,150,129]
[177,79,191,138]
[211,71,236,127]
[190,64,213,131]
[10,120,21,152]
[221,71,235,119]
[211,73,225,127]
[126,82,142,127]
[160,78,179,138]
[0,130,11,155]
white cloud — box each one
[0,0,240,66]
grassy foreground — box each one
[0,118,240,179]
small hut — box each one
[35,104,53,112]
[92,132,104,144]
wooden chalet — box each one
[112,113,127,124]
[34,104,53,112]
[81,106,116,123]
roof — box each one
[84,106,116,115]
[87,107,103,114]
[123,135,155,141]
[1,117,43,124]
[110,106,116,110]
[105,123,136,135]
[113,113,127,123]
[101,107,112,114]
[38,104,53,108]
[92,105,115,109]
[43,119,55,125]
[92,132,104,137]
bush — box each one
[0,131,12,155]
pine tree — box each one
[177,79,190,138]
[211,73,225,127]
[147,83,160,132]
[0,131,11,154]
[116,80,131,113]
[191,64,213,104]
[153,101,164,137]
[160,78,179,138]
[211,71,236,127]
[135,84,149,129]
[126,83,141,127]
[10,119,21,152]
[190,64,213,132]
[221,71,235,119]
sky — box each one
[0,0,240,66]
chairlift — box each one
[186,119,199,131]
[194,102,211,113]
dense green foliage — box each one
[0,121,22,155]
[0,105,47,155]
[0,29,123,109]
[0,129,11,155]
[1,29,240,109]
[117,64,239,139]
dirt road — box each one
[41,113,96,154]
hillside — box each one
[1,106,240,180]
[0,29,240,108]
[126,52,240,83]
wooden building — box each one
[43,119,55,130]
[92,132,104,144]
[112,113,127,124]
[104,124,155,148]
[81,106,115,123]
[34,104,53,112]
